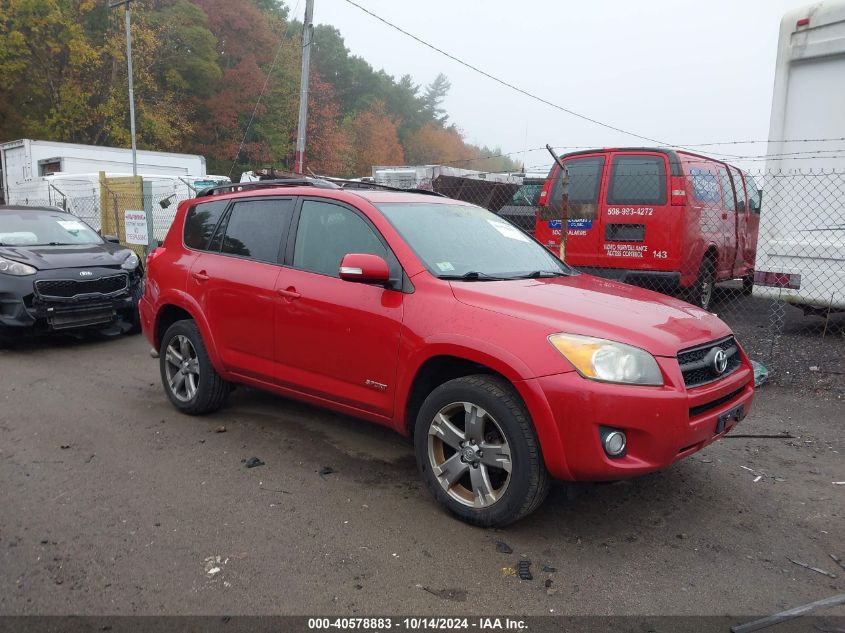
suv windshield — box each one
[378,202,572,279]
[0,211,102,246]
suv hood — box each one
[0,243,132,271]
[450,273,732,357]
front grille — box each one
[47,302,116,329]
[677,336,741,388]
[35,274,129,299]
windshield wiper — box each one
[439,271,508,281]
[514,270,570,278]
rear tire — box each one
[159,319,229,415]
[686,257,716,311]
[742,271,754,296]
[414,374,549,527]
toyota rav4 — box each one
[140,179,754,526]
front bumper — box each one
[525,354,754,481]
[0,268,142,334]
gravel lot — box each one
[1,333,843,617]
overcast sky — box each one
[309,0,805,172]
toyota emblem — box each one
[713,349,728,374]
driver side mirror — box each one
[339,253,390,285]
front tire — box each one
[159,320,229,415]
[414,375,549,527]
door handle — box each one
[277,287,301,300]
[191,270,210,282]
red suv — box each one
[536,148,762,310]
[140,179,754,526]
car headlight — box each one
[0,255,36,276]
[121,252,140,270]
[548,333,663,386]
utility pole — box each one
[110,0,138,177]
[295,0,314,175]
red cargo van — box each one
[536,148,761,310]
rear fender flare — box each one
[152,289,225,376]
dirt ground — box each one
[1,333,843,617]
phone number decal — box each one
[607,207,654,216]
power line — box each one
[341,0,675,148]
[227,0,303,179]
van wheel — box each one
[414,375,549,527]
[159,320,229,415]
[688,258,716,311]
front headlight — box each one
[121,252,140,271]
[0,255,36,276]
[548,333,663,386]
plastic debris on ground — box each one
[751,360,770,387]
[242,457,264,468]
[495,541,513,554]
[517,560,533,581]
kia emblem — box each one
[79,271,93,277]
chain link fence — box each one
[4,175,212,253]
[5,168,843,388]
[379,166,845,389]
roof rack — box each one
[196,178,339,198]
[320,177,447,197]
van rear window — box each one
[607,155,667,205]
[544,157,604,221]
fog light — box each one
[601,428,627,457]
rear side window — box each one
[217,199,294,263]
[729,167,747,212]
[746,173,762,214]
[510,182,543,206]
[184,200,227,250]
[293,200,387,277]
[718,168,736,212]
[689,167,720,203]
[607,155,667,205]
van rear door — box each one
[536,154,606,257]
[594,151,674,271]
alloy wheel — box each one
[164,334,200,402]
[427,401,512,508]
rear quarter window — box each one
[184,200,228,250]
[607,155,667,205]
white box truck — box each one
[0,138,208,203]
[753,0,845,312]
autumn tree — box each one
[0,0,519,180]
[304,74,353,176]
[344,100,405,177]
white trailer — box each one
[0,138,207,202]
[753,0,845,311]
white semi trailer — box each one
[753,0,845,312]
[0,138,208,203]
